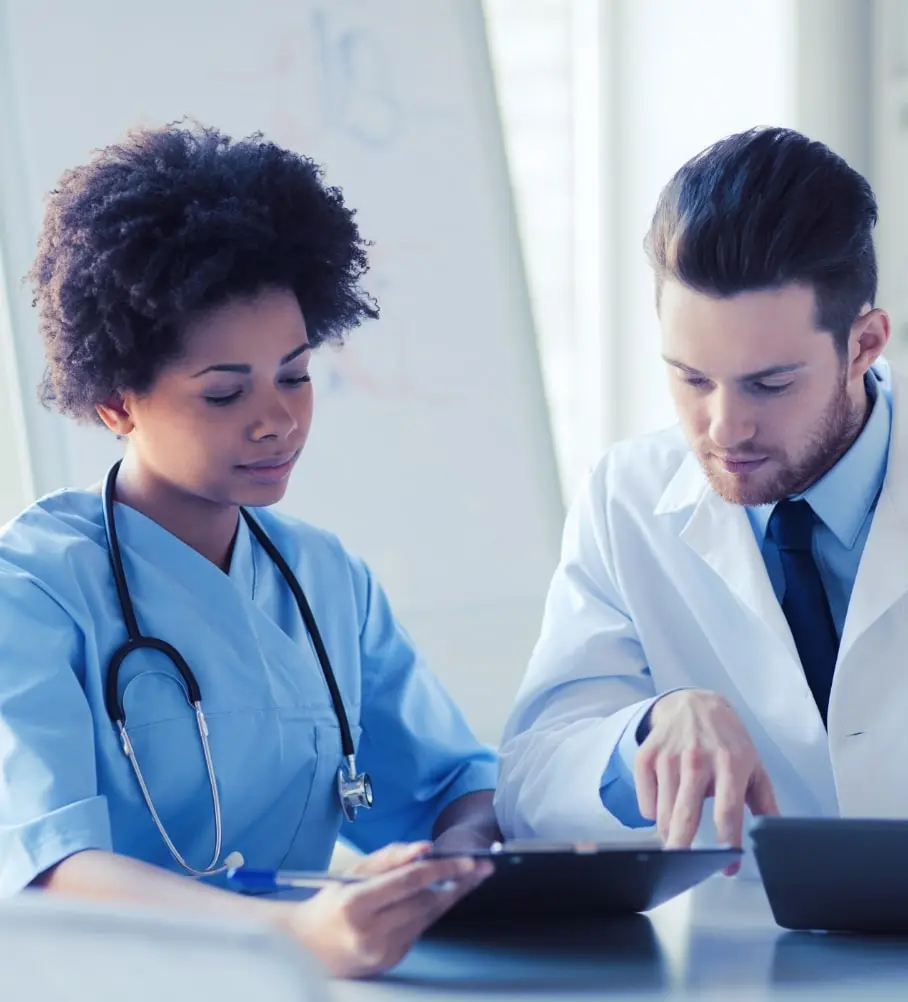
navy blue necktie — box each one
[768,499,839,725]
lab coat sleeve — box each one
[339,558,498,854]
[0,566,112,895]
[495,461,662,840]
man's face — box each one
[660,281,868,506]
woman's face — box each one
[101,286,314,509]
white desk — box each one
[0,892,328,1002]
[335,876,908,1001]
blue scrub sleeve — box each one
[340,559,498,853]
[0,570,112,894]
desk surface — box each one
[335,876,908,1001]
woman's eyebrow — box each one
[191,343,311,378]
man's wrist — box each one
[635,706,654,745]
[635,689,699,745]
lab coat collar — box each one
[653,451,709,516]
[673,467,800,660]
[652,404,808,665]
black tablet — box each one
[751,817,908,933]
[427,840,741,926]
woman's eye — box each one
[204,390,242,406]
[283,374,312,386]
[684,376,710,389]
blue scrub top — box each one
[0,490,498,895]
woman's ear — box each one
[96,393,135,436]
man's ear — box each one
[847,306,890,380]
[95,393,135,436]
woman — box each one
[0,123,498,978]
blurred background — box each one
[0,0,903,743]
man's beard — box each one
[699,379,865,507]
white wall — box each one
[487,0,800,498]
[796,0,872,176]
[484,0,579,493]
[488,0,881,500]
[0,15,36,524]
[608,0,798,445]
[0,2,879,516]
[872,0,908,371]
[483,0,618,497]
[0,266,32,524]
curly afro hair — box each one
[28,121,379,423]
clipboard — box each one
[426,840,741,926]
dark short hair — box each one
[645,127,878,350]
[28,122,379,422]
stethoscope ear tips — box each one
[223,850,245,869]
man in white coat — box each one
[495,128,900,867]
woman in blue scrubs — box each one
[0,123,498,977]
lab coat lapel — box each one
[838,373,908,664]
[825,369,908,812]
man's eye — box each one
[752,382,792,395]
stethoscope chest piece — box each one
[338,755,373,822]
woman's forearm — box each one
[34,849,294,930]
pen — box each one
[226,866,459,894]
[226,868,366,892]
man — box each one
[495,128,904,863]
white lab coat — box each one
[495,363,908,850]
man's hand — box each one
[432,823,497,855]
[634,690,779,872]
[432,790,501,853]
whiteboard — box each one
[0,0,564,742]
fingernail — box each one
[456,858,476,875]
[476,860,495,879]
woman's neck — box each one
[112,455,239,571]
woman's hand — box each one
[284,842,493,978]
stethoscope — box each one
[101,460,373,877]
